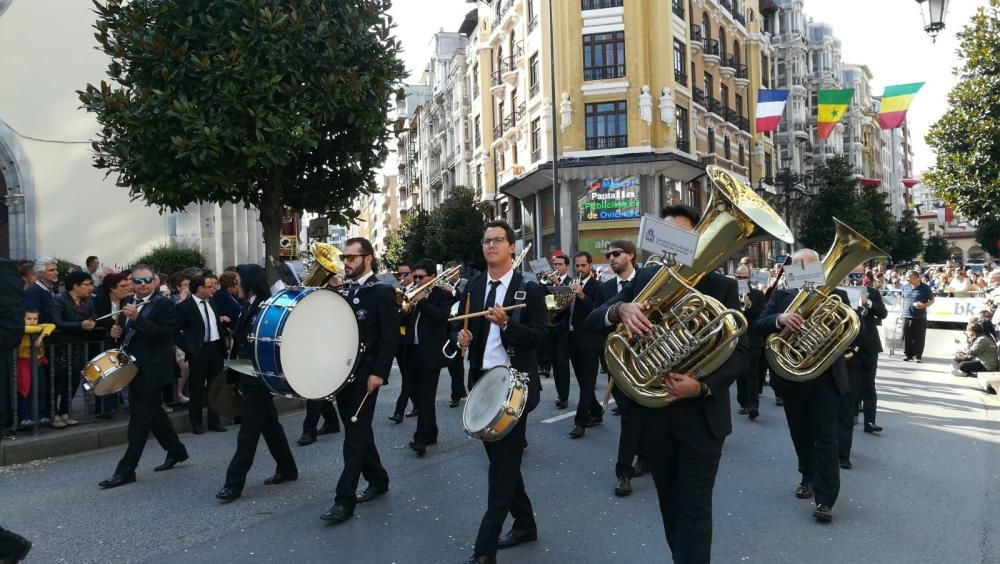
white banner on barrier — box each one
[881,292,987,324]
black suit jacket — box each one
[568,276,603,349]
[51,292,102,342]
[743,288,766,350]
[405,286,455,368]
[852,287,887,354]
[349,280,400,383]
[752,288,851,395]
[0,258,24,351]
[586,267,748,439]
[211,289,242,335]
[175,296,224,358]
[24,282,55,325]
[457,270,548,412]
[116,294,180,392]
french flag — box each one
[755,89,790,133]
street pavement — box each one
[2,334,999,563]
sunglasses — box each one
[132,276,154,284]
[412,275,427,281]
[605,250,625,259]
[342,254,370,262]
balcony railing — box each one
[692,86,706,107]
[672,0,684,18]
[707,96,723,116]
[531,147,541,162]
[491,0,515,30]
[734,11,746,26]
[677,138,690,153]
[720,0,733,13]
[582,0,624,9]
[704,39,720,57]
[675,70,688,86]
[586,134,628,150]
[528,15,539,32]
[721,55,738,70]
[491,71,503,88]
[583,64,626,81]
[735,64,748,80]
[513,102,527,123]
[739,116,750,132]
[690,24,703,43]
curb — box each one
[0,397,305,466]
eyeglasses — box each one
[412,275,427,281]
[481,237,508,247]
[605,250,625,259]
[132,276,154,284]
[735,276,749,280]
[342,254,370,262]
[395,272,410,279]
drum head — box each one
[463,367,510,433]
[280,289,360,399]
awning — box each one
[499,150,706,200]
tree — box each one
[134,244,207,275]
[854,188,897,257]
[892,209,925,265]
[798,156,860,252]
[426,187,487,270]
[383,210,431,271]
[922,234,951,264]
[79,0,406,270]
[924,1,1000,222]
[974,214,1000,257]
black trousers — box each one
[188,341,224,428]
[115,384,187,476]
[550,329,570,402]
[393,343,415,416]
[851,349,879,425]
[613,384,642,478]
[957,359,987,375]
[736,347,763,410]
[53,343,85,416]
[448,353,467,402]
[408,345,442,445]
[781,374,840,507]
[224,376,297,491]
[302,400,339,434]
[837,367,860,463]
[640,400,724,564]
[902,317,928,359]
[334,381,389,509]
[474,415,535,557]
[0,526,30,560]
[569,334,601,427]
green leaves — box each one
[922,235,951,264]
[893,209,924,265]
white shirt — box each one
[193,295,220,342]
[353,272,375,287]
[483,268,515,369]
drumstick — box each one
[601,379,615,414]
[448,304,526,322]
[459,294,472,357]
[94,310,126,322]
[351,390,372,423]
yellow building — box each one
[470,0,774,263]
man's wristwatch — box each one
[699,382,712,397]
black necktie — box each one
[201,300,212,342]
[486,280,501,311]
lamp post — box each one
[915,0,950,43]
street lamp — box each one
[915,0,950,43]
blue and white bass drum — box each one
[249,287,361,399]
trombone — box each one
[396,263,463,315]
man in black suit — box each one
[840,283,887,468]
[567,251,602,438]
[100,265,189,489]
[457,220,547,564]
[735,263,766,420]
[543,254,572,408]
[175,274,227,434]
[390,261,416,423]
[404,259,455,456]
[321,238,399,525]
[752,249,851,524]
[586,205,748,564]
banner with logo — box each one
[578,176,642,222]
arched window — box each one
[720,28,727,60]
[702,12,711,41]
[733,40,741,66]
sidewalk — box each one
[0,397,304,466]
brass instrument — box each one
[545,274,578,326]
[301,242,345,287]
[605,166,794,408]
[765,218,888,382]
[513,243,533,271]
[396,263,463,315]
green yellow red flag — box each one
[879,82,924,130]
[816,89,854,140]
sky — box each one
[388,0,988,175]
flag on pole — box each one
[935,204,954,224]
[878,82,924,130]
[816,89,854,140]
[755,89,789,133]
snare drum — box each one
[82,349,138,396]
[251,287,361,400]
[462,366,529,441]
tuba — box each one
[605,166,794,408]
[765,218,888,382]
[302,242,345,287]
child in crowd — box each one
[17,309,55,429]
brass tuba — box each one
[765,218,888,382]
[302,242,345,287]
[605,166,794,408]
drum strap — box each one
[505,279,530,358]
[122,295,159,350]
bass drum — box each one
[462,366,529,442]
[251,287,361,399]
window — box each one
[704,72,714,98]
[735,93,744,117]
[738,143,745,166]
[724,136,731,160]
[765,152,773,179]
[531,118,542,162]
[511,88,519,122]
[527,0,537,30]
[719,28,727,61]
[476,164,483,191]
[473,63,479,98]
[761,53,770,87]
[702,12,711,41]
[529,53,540,98]
[496,147,505,173]
[474,115,481,147]
[583,31,626,81]
[676,106,690,153]
[673,39,687,85]
[585,101,628,150]
[582,0,624,9]
[733,40,741,66]
[707,126,716,154]
[720,84,729,107]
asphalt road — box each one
[2,344,998,563]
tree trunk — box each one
[259,168,284,280]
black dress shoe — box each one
[795,482,814,499]
[775,397,784,406]
[320,504,354,524]
[215,487,241,501]
[864,423,883,434]
[449,399,460,408]
[813,503,833,523]
[412,442,427,456]
[208,423,226,432]
[0,527,32,562]
[405,409,419,418]
[839,459,853,470]
[317,424,340,435]
[264,472,298,485]
[738,407,748,415]
[154,453,189,472]
[569,425,585,439]
[463,554,496,564]
[388,414,403,424]
[586,416,603,427]
[902,356,913,362]
[96,412,115,420]
[748,408,759,421]
[99,473,136,489]
[611,406,621,416]
[297,433,317,446]
[555,399,568,409]
[356,484,389,503]
[632,460,649,478]
[614,476,632,497]
[497,527,538,550]
[192,424,205,435]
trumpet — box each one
[395,263,463,315]
[513,243,533,271]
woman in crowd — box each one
[50,271,100,428]
[168,271,192,406]
[952,322,998,377]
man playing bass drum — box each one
[455,220,547,564]
[586,205,747,564]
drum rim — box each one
[463,365,517,436]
